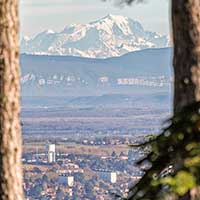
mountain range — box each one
[21,14,169,58]
[20,48,172,97]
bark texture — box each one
[172,0,200,112]
[0,0,23,200]
[172,1,200,199]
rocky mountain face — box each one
[21,14,169,58]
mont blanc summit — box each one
[21,14,169,58]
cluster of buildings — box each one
[46,143,118,184]
[21,72,171,88]
[23,139,146,199]
[117,76,170,87]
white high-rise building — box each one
[67,176,74,187]
[110,172,117,184]
[46,144,56,163]
[58,175,74,187]
[97,170,117,184]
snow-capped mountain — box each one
[21,14,169,58]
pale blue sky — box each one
[20,0,170,37]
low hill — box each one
[20,47,172,97]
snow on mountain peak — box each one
[21,15,169,58]
[23,36,30,41]
[45,29,55,34]
[101,14,129,22]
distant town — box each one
[23,136,147,200]
[21,73,171,88]
[21,95,170,200]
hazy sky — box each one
[20,0,170,37]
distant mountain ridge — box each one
[20,47,172,97]
[21,14,169,58]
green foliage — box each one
[160,171,196,196]
[127,102,200,200]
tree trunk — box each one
[172,0,200,199]
[178,191,191,200]
[0,1,23,200]
[172,0,200,112]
